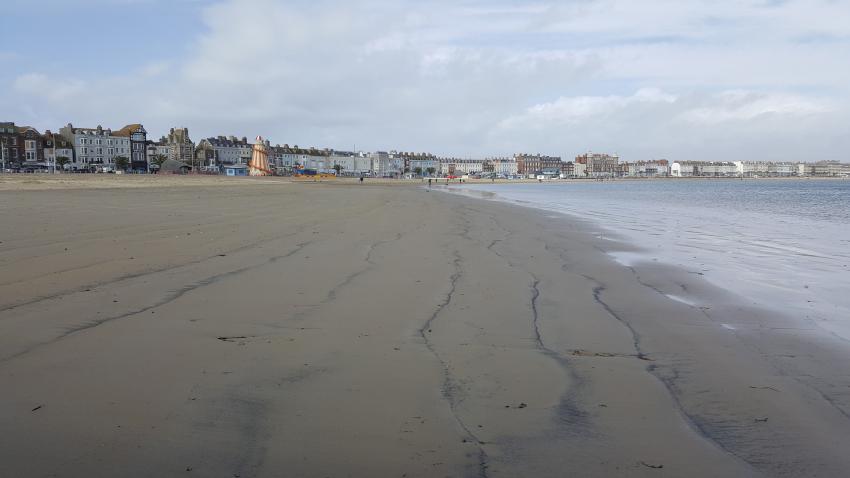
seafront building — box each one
[327,151,373,176]
[194,140,216,170]
[162,128,195,166]
[621,160,670,177]
[6,118,850,177]
[515,154,563,177]
[18,126,44,165]
[803,161,850,177]
[485,158,519,176]
[671,161,738,177]
[395,152,437,174]
[1,122,47,169]
[439,158,486,176]
[0,122,20,167]
[269,145,333,172]
[198,136,253,165]
[114,124,148,172]
[575,152,619,178]
[370,151,404,177]
[42,130,75,169]
[407,157,440,175]
[59,123,133,171]
[733,161,798,177]
[146,140,171,165]
[295,149,332,172]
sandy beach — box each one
[1,175,848,477]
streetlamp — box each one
[51,134,57,174]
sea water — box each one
[451,179,850,341]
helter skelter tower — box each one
[249,136,272,176]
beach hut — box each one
[223,164,248,176]
[158,159,192,174]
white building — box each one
[370,151,403,176]
[326,153,372,175]
[734,161,801,177]
[59,123,131,170]
[486,158,518,176]
[623,160,670,177]
[672,161,737,177]
[268,146,336,172]
[805,161,850,176]
[409,158,440,176]
[439,158,485,176]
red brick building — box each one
[515,154,563,175]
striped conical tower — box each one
[249,136,271,176]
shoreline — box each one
[1,179,848,476]
[444,179,850,340]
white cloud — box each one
[680,91,833,124]
[491,87,842,161]
[13,74,86,103]
[499,88,678,129]
[3,0,850,161]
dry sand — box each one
[1,175,848,477]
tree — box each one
[55,156,70,172]
[151,154,168,171]
[333,164,343,175]
[414,167,423,176]
[114,156,129,171]
[426,167,436,176]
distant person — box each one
[428,178,432,188]
[359,176,364,184]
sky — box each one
[2,0,849,161]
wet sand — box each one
[1,176,848,477]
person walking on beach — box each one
[428,178,432,189]
[359,176,364,184]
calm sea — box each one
[451,179,850,341]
